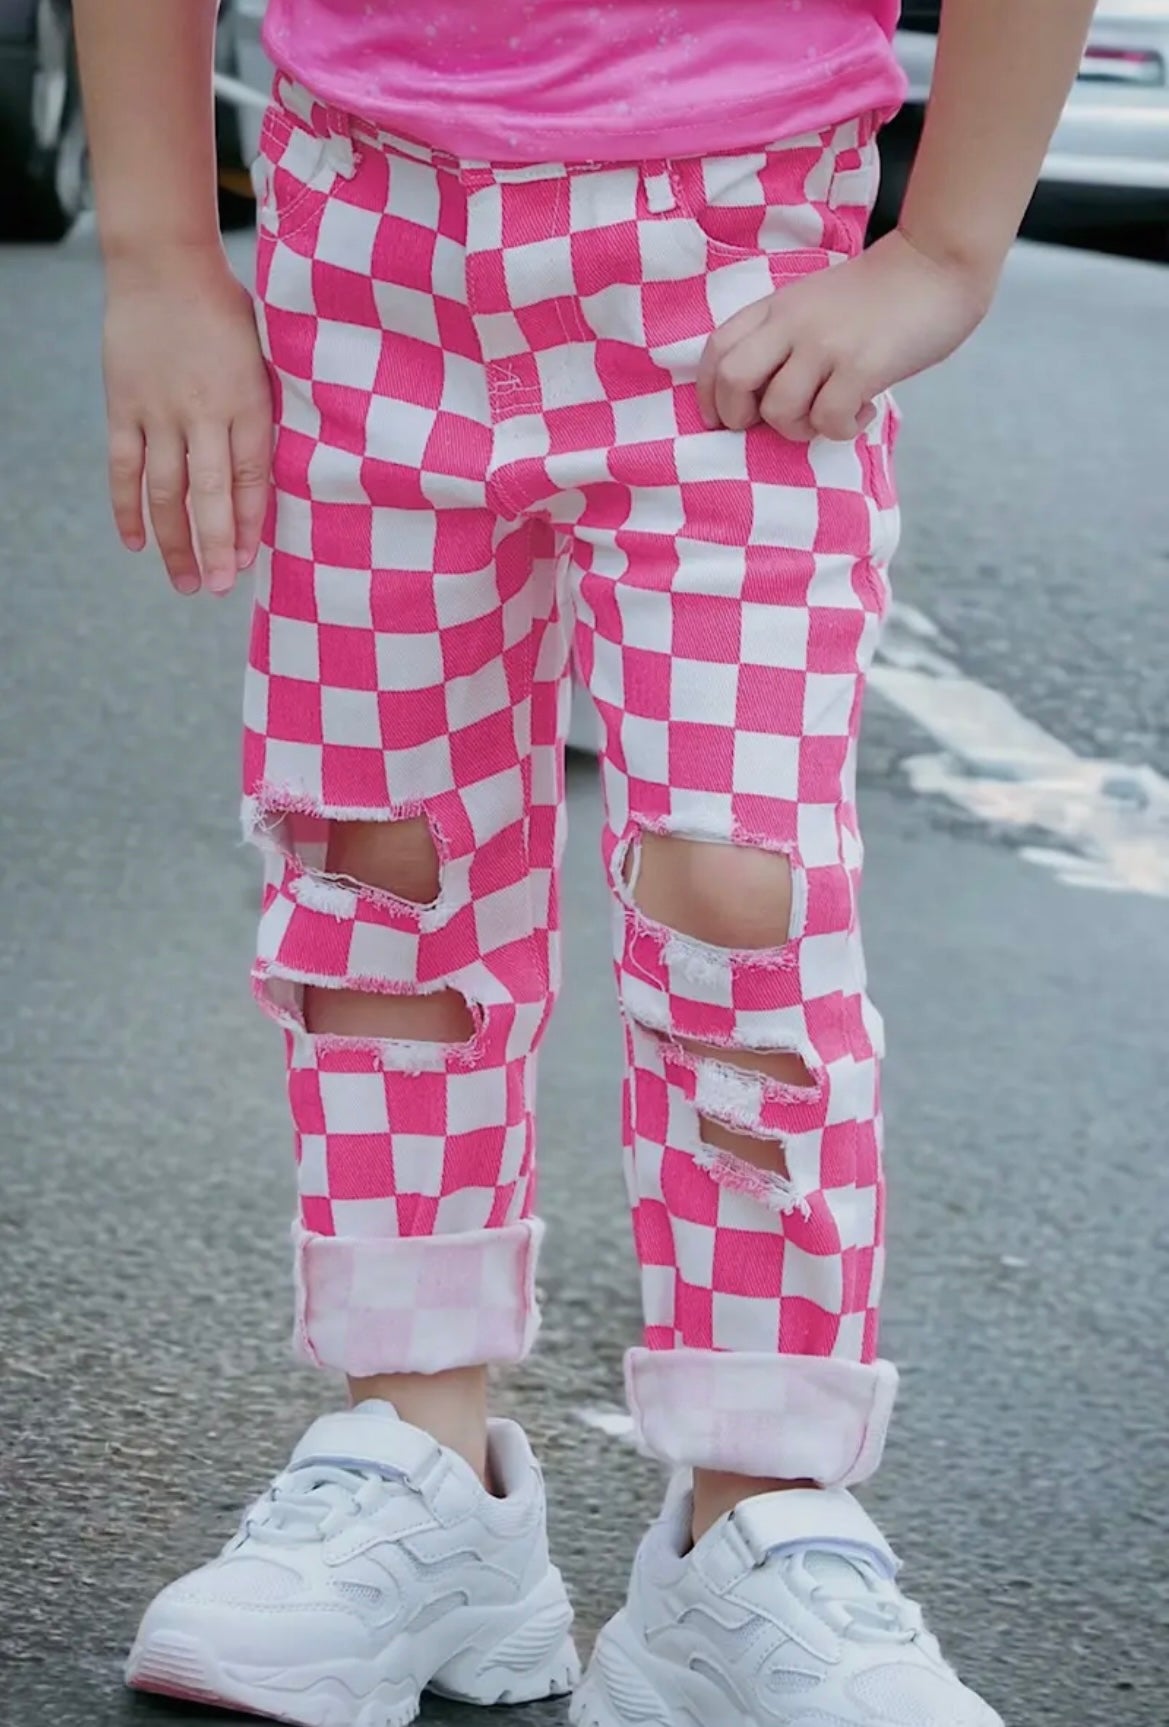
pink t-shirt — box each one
[263,1,905,163]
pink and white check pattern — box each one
[245,77,899,1483]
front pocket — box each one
[665,122,880,268]
[254,105,342,239]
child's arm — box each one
[699,0,1098,441]
[898,0,1098,276]
[74,0,271,595]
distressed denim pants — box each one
[244,78,901,1485]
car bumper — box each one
[894,26,1169,200]
[1042,100,1169,191]
[232,0,270,163]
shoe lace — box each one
[238,1464,412,1546]
[780,1549,925,1646]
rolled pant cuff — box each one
[625,1348,899,1487]
[293,1218,544,1376]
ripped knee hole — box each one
[303,982,477,1045]
[626,831,796,952]
[303,817,475,1043]
[325,815,441,908]
[683,1040,813,1183]
[626,833,812,1186]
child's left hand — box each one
[697,227,996,442]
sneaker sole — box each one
[127,1575,580,1727]
[571,1609,1007,1727]
[569,1613,687,1727]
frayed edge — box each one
[622,1008,825,1096]
[254,971,485,1070]
[614,815,803,861]
[639,1036,821,1218]
[256,962,478,1008]
[690,1141,811,1218]
[300,1033,467,1072]
[659,930,799,985]
[241,790,452,928]
[694,1052,822,1122]
[624,925,800,1001]
[284,863,440,926]
[292,873,359,919]
[611,821,808,967]
[243,785,434,834]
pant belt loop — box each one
[643,159,678,215]
[323,103,358,178]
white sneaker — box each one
[572,1484,1003,1727]
[126,1401,579,1726]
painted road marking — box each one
[571,601,1169,897]
[872,604,1169,898]
[576,1407,637,1443]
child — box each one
[75,2,1095,1723]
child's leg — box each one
[245,510,564,1463]
[128,87,583,1723]
[245,503,566,1478]
[242,87,571,1463]
[555,124,900,1531]
[562,127,1004,1727]
[303,816,487,1472]
[580,523,894,1531]
[629,834,823,1531]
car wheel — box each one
[4,0,89,241]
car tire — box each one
[2,0,89,242]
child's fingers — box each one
[186,424,239,596]
[758,348,832,441]
[230,407,273,571]
[712,324,796,432]
[108,421,146,551]
[146,430,200,596]
[808,369,872,441]
[696,298,773,429]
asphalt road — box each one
[1,223,1167,1727]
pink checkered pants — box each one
[245,77,900,1486]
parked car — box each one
[223,0,268,167]
[213,0,269,213]
[0,0,268,240]
[881,1,1169,235]
[0,0,83,237]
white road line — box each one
[576,1407,638,1443]
[872,604,1169,898]
[569,601,1169,896]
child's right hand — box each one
[103,245,273,596]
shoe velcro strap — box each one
[731,1488,898,1576]
[289,1413,443,1489]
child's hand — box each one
[103,245,273,596]
[697,228,996,442]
